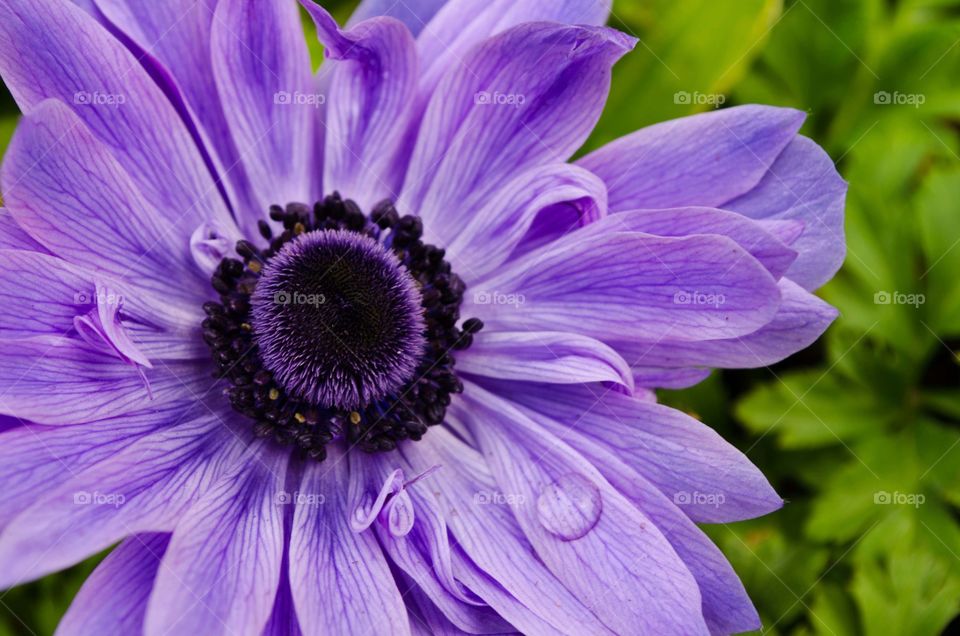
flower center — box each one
[201,194,482,461]
[250,230,425,410]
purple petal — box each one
[632,366,712,389]
[93,0,263,231]
[144,444,288,636]
[457,331,634,389]
[402,430,632,635]
[302,3,417,208]
[613,278,838,369]
[417,0,612,97]
[212,0,316,224]
[577,105,804,212]
[2,101,212,304]
[400,23,634,233]
[0,208,45,252]
[289,446,411,635]
[467,231,781,343]
[0,0,233,231]
[0,415,248,588]
[57,533,169,636]
[443,163,606,278]
[455,383,709,635]
[724,136,847,290]
[485,381,783,523]
[582,206,799,280]
[524,415,761,635]
[0,411,176,528]
[0,338,209,424]
[349,0,447,35]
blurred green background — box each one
[2,0,960,634]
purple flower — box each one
[0,0,845,634]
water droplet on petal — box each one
[536,473,602,541]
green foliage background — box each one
[2,0,959,634]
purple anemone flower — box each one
[0,0,845,634]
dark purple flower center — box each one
[250,230,425,410]
[201,194,482,461]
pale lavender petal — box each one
[212,0,315,225]
[632,366,712,389]
[144,444,288,636]
[455,383,709,635]
[0,208,45,252]
[614,278,838,369]
[484,381,782,523]
[0,0,234,231]
[57,533,169,636]
[402,430,628,635]
[724,136,847,290]
[302,3,417,208]
[93,0,263,229]
[577,106,804,212]
[2,101,211,304]
[0,410,180,528]
[457,331,634,389]
[349,0,447,35]
[581,206,798,280]
[0,414,248,588]
[0,337,211,425]
[400,23,634,234]
[289,446,411,635]
[417,0,612,98]
[523,415,761,635]
[443,163,606,279]
[467,231,781,343]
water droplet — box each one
[536,473,602,541]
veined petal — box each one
[724,136,847,290]
[577,106,804,212]
[289,445,411,635]
[57,533,170,636]
[0,0,234,231]
[301,3,418,208]
[455,383,709,635]
[2,101,212,304]
[212,0,316,226]
[144,444,288,636]
[457,331,634,389]
[400,22,634,246]
[484,381,783,523]
[467,231,782,343]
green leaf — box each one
[586,0,781,151]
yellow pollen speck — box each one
[248,260,262,274]
[294,222,306,235]
[269,388,280,400]
[349,411,361,425]
[294,412,306,423]
[240,323,252,331]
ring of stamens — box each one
[201,193,483,461]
